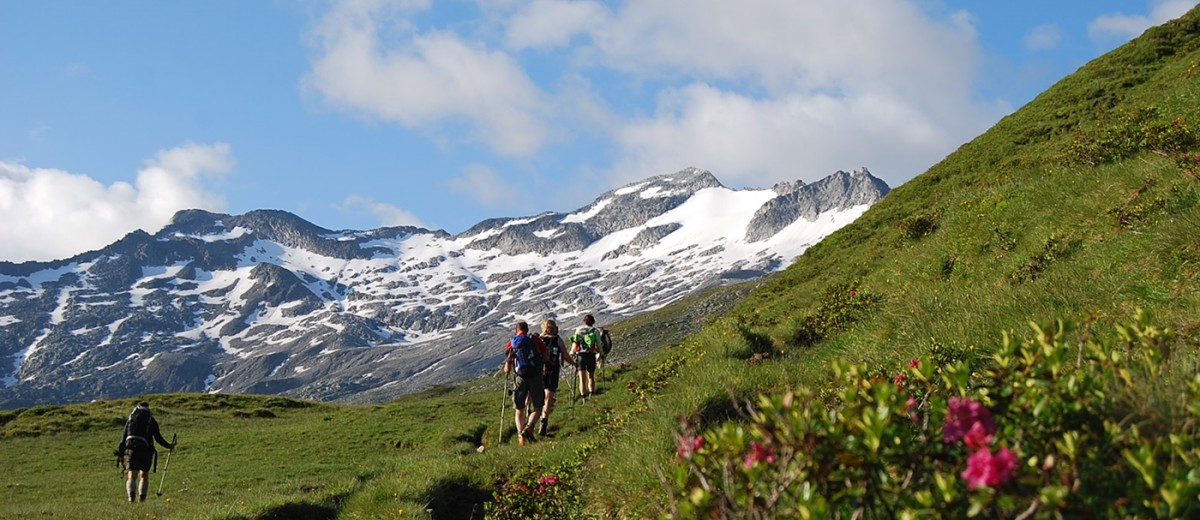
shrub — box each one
[898,212,940,244]
[788,284,883,348]
[486,463,581,519]
[668,311,1200,518]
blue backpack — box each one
[511,334,543,376]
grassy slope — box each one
[2,8,1199,519]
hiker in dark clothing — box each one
[116,401,175,502]
[504,320,550,445]
[538,318,576,436]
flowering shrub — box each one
[669,311,1200,518]
[486,462,580,519]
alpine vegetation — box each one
[0,167,887,407]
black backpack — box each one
[511,335,543,376]
[542,334,561,368]
[600,329,613,356]
[125,407,152,450]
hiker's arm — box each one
[560,338,577,366]
[152,422,174,449]
[502,343,513,373]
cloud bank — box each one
[0,143,231,262]
[306,0,1003,196]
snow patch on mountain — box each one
[0,168,889,407]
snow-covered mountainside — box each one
[0,167,889,407]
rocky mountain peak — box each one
[0,167,888,408]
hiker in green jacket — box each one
[571,314,602,400]
[504,320,550,445]
[116,401,175,502]
[539,318,576,436]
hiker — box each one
[504,320,549,445]
[571,314,603,400]
[597,327,613,377]
[538,318,576,436]
[116,401,175,503]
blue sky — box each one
[2,0,1197,262]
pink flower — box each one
[539,475,559,486]
[961,446,1017,490]
[850,289,858,297]
[743,442,776,468]
[908,358,920,369]
[963,421,994,451]
[894,373,907,386]
[907,396,920,423]
[943,396,995,443]
[677,435,704,458]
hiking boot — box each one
[538,418,548,436]
[520,427,536,445]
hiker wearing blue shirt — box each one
[538,318,576,436]
[504,320,550,445]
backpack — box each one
[542,334,561,368]
[511,334,543,376]
[600,329,613,356]
[573,326,600,354]
[125,407,152,450]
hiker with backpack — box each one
[504,320,550,445]
[115,401,175,503]
[538,318,577,436]
[570,314,604,400]
[597,327,613,380]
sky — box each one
[2,0,1197,263]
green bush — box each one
[486,463,581,519]
[669,312,1200,518]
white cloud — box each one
[446,164,511,208]
[305,0,551,156]
[1089,0,1198,41]
[304,0,1011,194]
[335,195,427,228]
[0,143,231,262]
[1024,24,1062,51]
[577,0,996,188]
[608,84,986,189]
[505,0,609,50]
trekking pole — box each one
[497,371,509,445]
[156,433,177,497]
[570,364,577,419]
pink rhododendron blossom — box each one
[963,421,994,450]
[962,446,1017,490]
[909,358,920,369]
[894,373,907,386]
[906,396,920,423]
[540,475,559,485]
[677,435,704,458]
[943,396,995,443]
[850,289,857,297]
[743,442,776,468]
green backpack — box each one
[572,326,600,354]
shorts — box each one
[126,448,154,472]
[513,371,545,411]
[543,367,561,392]
[578,352,597,372]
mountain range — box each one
[0,167,888,408]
